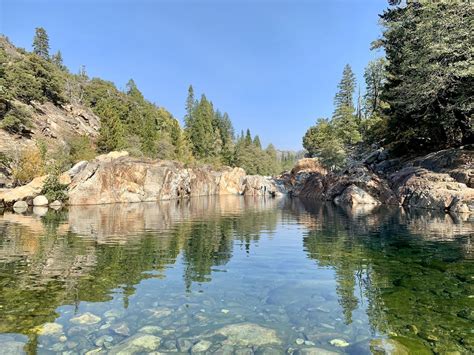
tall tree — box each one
[32,27,50,59]
[332,64,361,145]
[363,58,387,117]
[380,0,473,150]
[51,51,64,70]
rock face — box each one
[241,175,282,196]
[289,147,474,214]
[67,153,247,205]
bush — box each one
[69,135,96,162]
[11,146,44,184]
[41,173,68,202]
[0,104,32,133]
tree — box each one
[51,51,65,70]
[332,64,361,145]
[32,27,49,59]
[253,135,262,149]
[363,58,387,117]
[184,85,196,127]
[96,98,126,152]
[303,118,346,170]
[380,0,473,151]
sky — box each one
[1,0,388,150]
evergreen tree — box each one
[363,58,387,117]
[184,85,196,127]
[380,0,473,150]
[245,129,252,146]
[96,98,126,152]
[51,51,64,70]
[253,135,261,149]
[332,64,361,145]
[32,27,50,59]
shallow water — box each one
[0,196,472,354]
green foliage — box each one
[96,98,126,152]
[302,118,347,170]
[332,64,361,145]
[69,134,96,162]
[380,0,473,151]
[0,103,31,133]
[2,31,285,175]
[32,27,49,59]
[41,173,68,202]
[3,53,65,105]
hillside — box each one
[0,33,297,188]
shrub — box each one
[41,173,68,202]
[11,146,44,184]
[69,135,96,162]
[0,104,31,133]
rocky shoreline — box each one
[0,147,473,215]
[281,146,473,215]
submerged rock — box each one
[213,323,281,347]
[38,322,63,335]
[70,312,101,325]
[329,339,349,347]
[191,340,213,353]
[294,348,339,355]
[109,333,161,354]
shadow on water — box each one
[0,195,472,353]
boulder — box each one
[212,323,281,347]
[0,175,47,207]
[291,158,327,175]
[12,200,28,212]
[334,185,380,206]
[242,175,281,196]
[32,195,48,206]
[109,334,161,354]
[390,167,474,213]
[49,200,62,209]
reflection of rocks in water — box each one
[67,195,281,242]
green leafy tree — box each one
[32,27,50,59]
[303,118,346,170]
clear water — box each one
[0,196,472,354]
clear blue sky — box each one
[1,0,387,150]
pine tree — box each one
[184,85,196,127]
[253,135,261,149]
[245,129,252,146]
[32,27,50,59]
[126,79,144,102]
[334,64,356,109]
[51,51,64,70]
[96,99,126,152]
[332,64,361,145]
[363,58,387,117]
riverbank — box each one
[0,147,472,215]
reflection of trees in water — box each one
[295,199,473,353]
[0,197,280,337]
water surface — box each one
[0,196,472,354]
